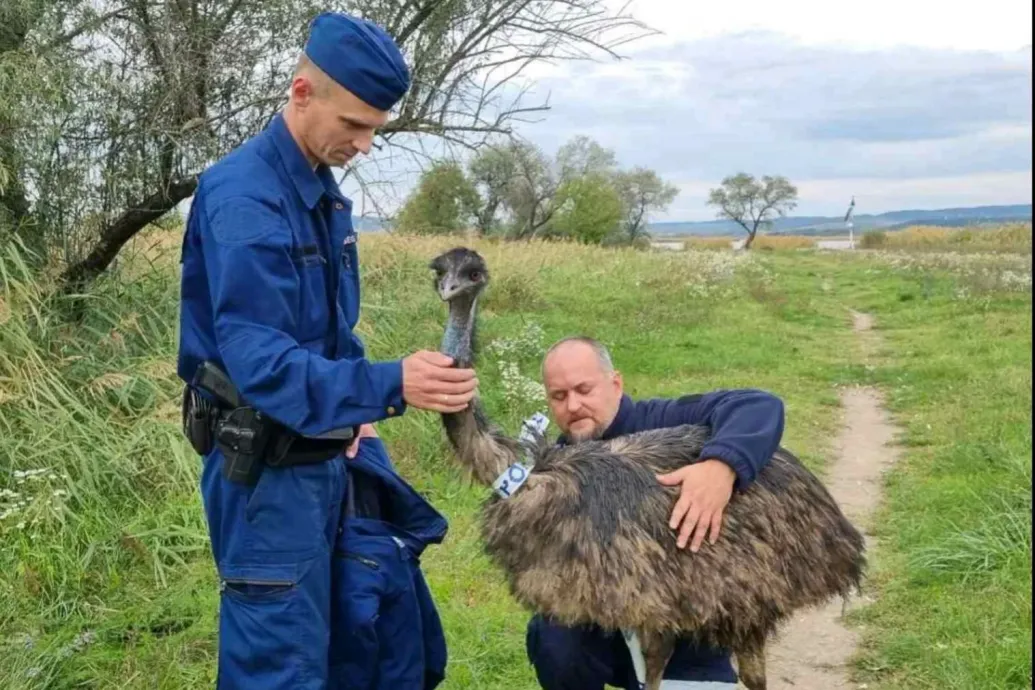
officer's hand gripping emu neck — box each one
[430,247,867,690]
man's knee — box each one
[525,615,615,690]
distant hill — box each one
[350,203,1032,236]
[647,204,1033,237]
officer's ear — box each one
[290,76,311,106]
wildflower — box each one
[499,362,546,407]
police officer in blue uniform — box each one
[177,12,476,689]
[527,336,787,689]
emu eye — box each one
[469,270,482,281]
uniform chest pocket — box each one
[291,244,330,342]
[337,241,360,329]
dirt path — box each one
[747,310,903,689]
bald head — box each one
[542,337,624,442]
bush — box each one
[860,230,887,248]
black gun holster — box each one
[182,384,269,485]
[182,382,352,487]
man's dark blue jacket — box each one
[558,388,785,490]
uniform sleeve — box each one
[657,389,785,490]
[201,192,406,435]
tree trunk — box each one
[744,220,761,250]
[59,176,198,293]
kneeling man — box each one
[525,336,786,690]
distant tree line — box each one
[393,135,679,247]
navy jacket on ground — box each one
[332,438,449,689]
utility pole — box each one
[844,196,856,248]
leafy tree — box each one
[0,0,653,291]
[613,167,679,244]
[549,172,623,244]
[706,173,798,249]
[394,161,479,235]
[463,134,678,246]
[555,135,617,181]
[467,143,519,235]
[503,141,559,239]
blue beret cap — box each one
[304,12,410,111]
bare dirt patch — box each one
[750,312,903,690]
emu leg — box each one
[639,628,676,690]
[734,638,767,690]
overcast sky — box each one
[344,0,1033,222]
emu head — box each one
[429,247,489,304]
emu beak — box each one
[438,281,462,301]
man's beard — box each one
[569,422,605,443]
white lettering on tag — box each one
[494,413,550,500]
[493,463,531,499]
[519,412,550,444]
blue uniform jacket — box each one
[178,112,406,435]
[333,438,449,689]
[558,389,785,490]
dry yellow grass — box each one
[860,223,1031,253]
[683,237,733,250]
[754,235,815,250]
[683,235,816,250]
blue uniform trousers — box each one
[526,615,738,689]
[200,437,447,689]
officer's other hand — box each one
[345,423,378,459]
[402,351,477,413]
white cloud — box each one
[339,1,1032,222]
[610,0,1033,52]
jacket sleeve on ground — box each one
[655,389,785,490]
[201,192,406,435]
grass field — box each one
[0,227,1030,689]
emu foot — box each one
[734,639,767,690]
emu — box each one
[429,246,866,690]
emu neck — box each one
[438,292,519,486]
[441,294,477,367]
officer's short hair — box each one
[542,336,615,379]
[292,53,333,97]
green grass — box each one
[801,251,1032,690]
[0,231,1030,689]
